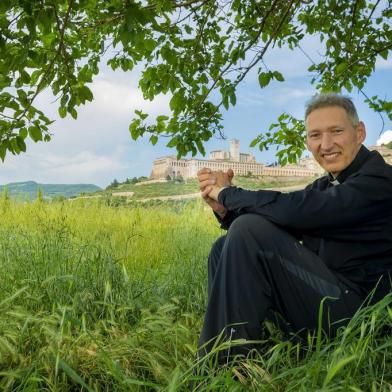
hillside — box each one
[106,176,314,200]
[0,181,101,200]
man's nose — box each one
[320,133,334,150]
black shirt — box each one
[217,146,392,295]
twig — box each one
[358,88,385,136]
[191,0,282,116]
[15,0,75,123]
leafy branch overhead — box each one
[0,0,391,163]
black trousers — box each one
[198,214,364,359]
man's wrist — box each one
[215,208,227,219]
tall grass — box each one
[0,197,391,391]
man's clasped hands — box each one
[197,168,234,219]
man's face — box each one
[305,106,366,177]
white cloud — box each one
[0,147,131,186]
[238,86,313,108]
[377,130,392,145]
[237,85,314,117]
[84,76,170,117]
[35,70,170,129]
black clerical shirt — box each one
[217,146,392,297]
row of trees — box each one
[106,176,149,189]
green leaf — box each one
[169,92,185,112]
[249,137,259,148]
[70,108,78,120]
[16,136,26,152]
[58,106,67,118]
[258,72,271,88]
[230,92,236,106]
[335,62,348,74]
[167,137,178,148]
[196,140,205,155]
[135,110,149,120]
[150,135,158,145]
[129,120,141,140]
[273,71,285,82]
[380,50,388,60]
[28,126,42,142]
[79,86,93,102]
[222,94,229,110]
[0,145,6,161]
[19,127,28,139]
[144,39,157,51]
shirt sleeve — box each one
[217,172,392,232]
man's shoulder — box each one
[361,150,392,178]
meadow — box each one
[105,176,312,200]
[0,195,391,391]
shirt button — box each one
[345,290,349,294]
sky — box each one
[0,36,391,188]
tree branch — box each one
[363,0,382,30]
[192,0,282,116]
[15,0,75,123]
[144,0,212,11]
[190,0,300,134]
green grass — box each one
[0,197,391,391]
[106,176,313,200]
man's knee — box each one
[227,214,278,245]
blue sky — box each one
[0,36,391,187]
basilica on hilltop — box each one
[150,139,324,180]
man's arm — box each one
[205,172,392,239]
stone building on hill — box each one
[150,139,325,180]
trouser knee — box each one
[227,214,278,249]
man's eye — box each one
[333,129,343,134]
[309,133,320,139]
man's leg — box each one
[198,214,364,360]
[207,235,227,297]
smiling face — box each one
[305,106,366,177]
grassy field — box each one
[106,176,314,200]
[0,196,391,391]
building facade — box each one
[150,140,327,179]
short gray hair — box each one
[305,93,359,127]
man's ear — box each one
[357,121,366,144]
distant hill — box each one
[0,181,101,200]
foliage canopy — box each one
[0,0,391,163]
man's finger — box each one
[227,168,234,179]
[201,186,212,198]
[197,167,211,177]
[199,178,216,191]
[198,173,214,182]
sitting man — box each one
[197,93,392,361]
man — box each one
[197,93,392,361]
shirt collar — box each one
[327,145,370,185]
